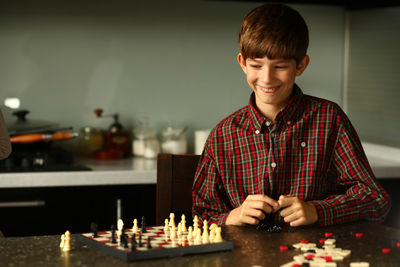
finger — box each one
[244,198,274,214]
[279,205,296,218]
[243,208,266,221]
[247,194,279,208]
[289,217,306,227]
[278,196,296,208]
[239,213,261,225]
[282,209,299,224]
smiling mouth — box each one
[257,85,280,94]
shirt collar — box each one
[248,84,304,131]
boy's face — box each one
[238,54,309,115]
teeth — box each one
[259,86,278,92]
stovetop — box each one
[0,146,92,173]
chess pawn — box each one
[171,239,177,248]
[169,213,175,228]
[63,231,71,251]
[214,227,223,242]
[117,219,124,240]
[60,234,65,248]
[187,226,193,241]
[193,215,199,230]
[181,214,186,226]
[132,218,139,234]
[202,220,208,236]
[170,225,177,240]
[181,222,187,233]
[194,228,202,245]
[209,228,216,243]
[164,222,169,235]
[177,223,182,236]
[202,229,209,244]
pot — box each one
[6,110,77,144]
[7,110,61,136]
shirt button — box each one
[265,121,272,126]
[255,130,260,135]
[270,162,277,168]
[301,142,307,147]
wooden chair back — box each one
[156,153,200,225]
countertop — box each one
[0,157,157,188]
[0,221,399,267]
[0,142,399,188]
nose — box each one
[259,66,274,84]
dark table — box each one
[0,221,399,267]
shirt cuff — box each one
[308,200,337,226]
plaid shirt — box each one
[192,85,391,226]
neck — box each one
[255,102,281,122]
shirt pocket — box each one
[284,134,328,199]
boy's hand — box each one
[225,194,280,226]
[278,195,318,227]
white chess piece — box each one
[187,226,193,241]
[214,227,223,242]
[60,234,65,248]
[132,218,139,234]
[169,213,175,228]
[117,218,124,233]
[63,231,71,251]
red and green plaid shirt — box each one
[192,85,391,226]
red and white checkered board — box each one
[75,226,234,261]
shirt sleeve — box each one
[0,109,11,160]
[192,143,230,226]
[309,113,391,226]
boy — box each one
[192,3,391,227]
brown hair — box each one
[239,3,309,65]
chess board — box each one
[75,226,234,261]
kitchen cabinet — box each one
[0,185,156,237]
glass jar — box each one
[78,127,104,157]
[161,125,187,154]
[143,131,160,159]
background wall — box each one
[347,7,400,148]
[0,0,345,152]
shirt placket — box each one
[265,120,278,197]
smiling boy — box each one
[192,3,391,227]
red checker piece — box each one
[324,232,333,238]
[300,240,309,244]
[280,246,289,251]
[305,254,315,260]
[355,233,364,238]
[321,256,332,262]
[319,238,327,244]
[382,248,391,254]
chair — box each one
[156,153,200,226]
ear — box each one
[237,53,248,74]
[295,55,309,76]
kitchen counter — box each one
[0,142,399,188]
[0,157,157,188]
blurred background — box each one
[0,0,398,151]
[0,0,399,236]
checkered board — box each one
[75,226,234,261]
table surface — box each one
[1,221,399,267]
